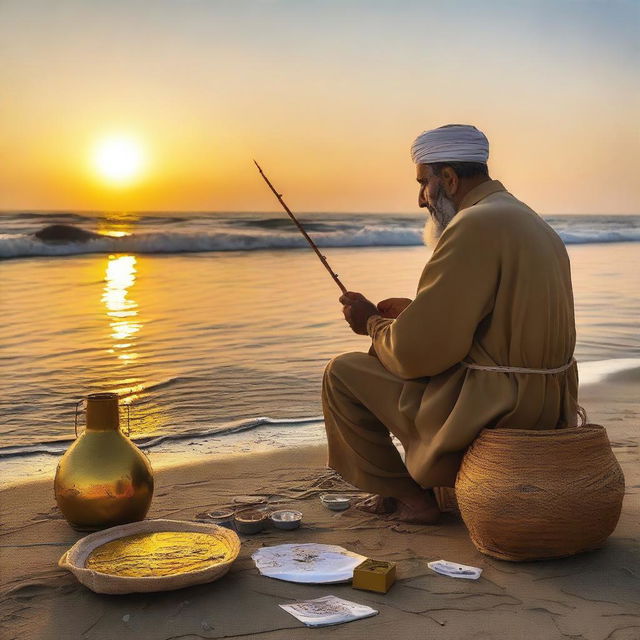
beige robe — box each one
[322,180,579,495]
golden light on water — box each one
[99,257,163,435]
[93,135,145,186]
[102,255,141,361]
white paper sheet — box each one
[428,559,482,580]
[252,543,367,583]
[279,595,378,627]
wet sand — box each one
[1,375,638,640]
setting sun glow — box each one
[93,136,145,186]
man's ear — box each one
[440,166,459,197]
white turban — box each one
[410,124,489,165]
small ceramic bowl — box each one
[270,510,303,530]
[234,508,269,534]
[320,493,352,511]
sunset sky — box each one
[1,0,638,214]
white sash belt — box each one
[461,357,576,374]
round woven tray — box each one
[455,424,625,562]
[59,519,241,594]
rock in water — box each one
[34,224,102,243]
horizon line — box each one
[1,209,638,217]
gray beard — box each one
[422,189,457,248]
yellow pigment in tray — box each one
[85,532,232,577]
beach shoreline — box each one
[2,357,638,490]
[1,374,638,640]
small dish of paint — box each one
[320,494,352,511]
[234,508,269,534]
[270,510,303,530]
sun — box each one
[93,135,145,186]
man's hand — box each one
[339,291,378,335]
[377,297,413,319]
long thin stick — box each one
[254,160,347,294]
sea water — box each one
[1,211,638,485]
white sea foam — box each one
[578,358,640,386]
[0,227,423,259]
[557,230,640,244]
[0,415,326,459]
[0,417,327,489]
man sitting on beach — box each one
[322,124,579,524]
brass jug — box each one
[54,393,154,531]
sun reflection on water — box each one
[100,256,163,435]
[102,255,141,361]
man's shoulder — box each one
[453,190,548,234]
[462,190,535,220]
[450,190,565,255]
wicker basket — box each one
[455,424,625,562]
[59,519,241,594]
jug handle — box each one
[125,404,131,437]
[74,399,84,438]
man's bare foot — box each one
[395,490,440,524]
[355,491,440,524]
[356,494,396,515]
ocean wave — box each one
[0,415,325,459]
[557,230,640,244]
[0,226,422,259]
[1,222,639,259]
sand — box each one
[1,374,638,640]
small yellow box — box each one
[352,559,396,594]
